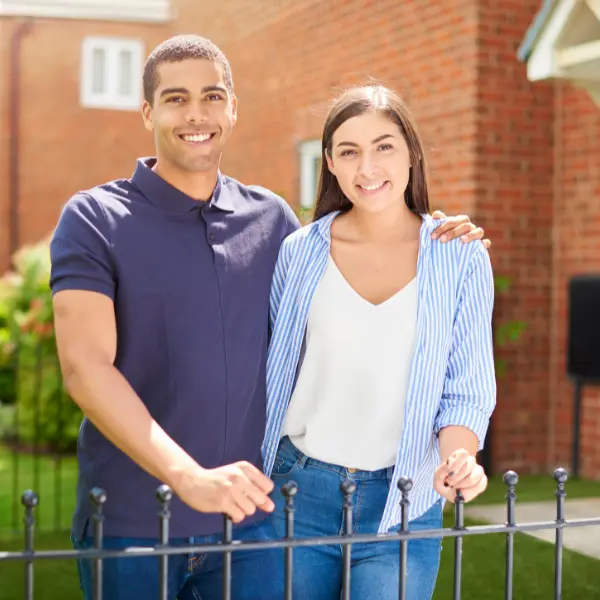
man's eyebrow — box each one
[336,133,395,147]
[201,85,228,94]
[160,87,189,98]
[160,85,227,98]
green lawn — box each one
[0,446,77,533]
[1,448,599,599]
[475,472,600,505]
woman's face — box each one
[326,111,411,215]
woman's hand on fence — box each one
[173,461,276,523]
[433,448,488,503]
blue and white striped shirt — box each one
[262,211,497,533]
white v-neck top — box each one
[281,255,418,471]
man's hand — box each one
[430,210,491,249]
[433,448,488,503]
[175,461,275,523]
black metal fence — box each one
[1,469,599,600]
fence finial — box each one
[503,470,519,487]
[553,467,568,485]
[282,480,298,500]
[397,476,413,495]
[90,487,107,509]
[21,490,39,510]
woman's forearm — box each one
[438,425,479,463]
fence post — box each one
[340,479,357,600]
[452,490,465,600]
[157,484,172,600]
[21,489,39,600]
[554,468,568,600]
[282,481,298,600]
[221,515,232,600]
[504,471,518,600]
[398,476,412,600]
[90,487,107,600]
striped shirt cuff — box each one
[433,403,492,451]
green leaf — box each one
[495,358,507,379]
[494,275,512,293]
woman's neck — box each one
[341,203,422,243]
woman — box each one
[259,85,496,600]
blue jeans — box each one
[255,436,443,600]
[71,517,282,600]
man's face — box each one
[142,59,237,173]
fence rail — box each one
[2,468,600,600]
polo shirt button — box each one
[208,232,214,241]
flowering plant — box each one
[0,238,80,452]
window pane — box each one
[119,50,133,97]
[92,48,105,94]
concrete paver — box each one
[464,499,600,559]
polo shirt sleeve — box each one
[49,193,116,300]
[433,245,497,450]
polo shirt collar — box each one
[132,157,235,214]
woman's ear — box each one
[325,151,335,175]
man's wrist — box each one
[166,459,205,495]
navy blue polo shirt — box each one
[49,157,299,539]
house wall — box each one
[0,16,172,270]
[2,0,599,478]
[551,85,600,479]
[475,0,555,475]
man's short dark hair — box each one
[143,35,234,105]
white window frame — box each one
[0,1,171,23]
[80,37,144,111]
[298,140,323,210]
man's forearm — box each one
[438,425,479,463]
[64,362,200,491]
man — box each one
[50,35,491,599]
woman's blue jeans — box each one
[252,436,444,600]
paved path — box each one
[464,499,600,559]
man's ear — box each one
[142,101,154,132]
[231,93,238,126]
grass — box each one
[0,445,77,533]
[432,514,600,599]
[1,448,599,599]
[475,472,600,505]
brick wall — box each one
[474,1,555,475]
[551,84,600,479]
[1,19,13,272]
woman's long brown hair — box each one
[313,85,430,221]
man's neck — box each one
[152,159,219,202]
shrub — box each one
[0,238,81,453]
